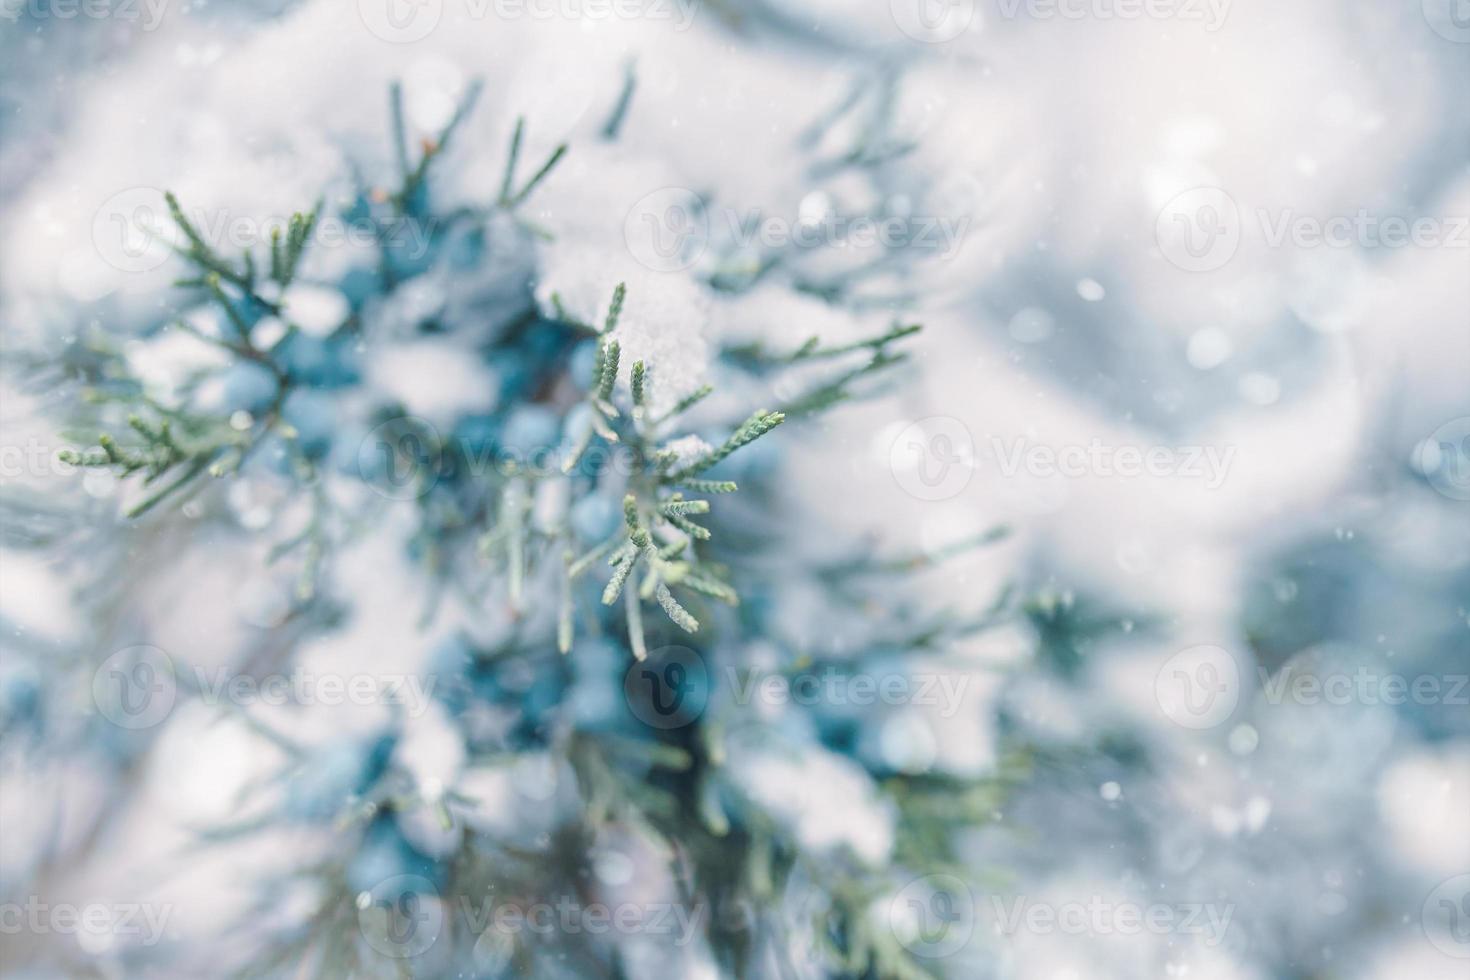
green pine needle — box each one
[655,582,699,633]
[672,479,737,494]
[790,323,922,361]
[604,283,627,335]
[630,360,647,412]
[682,570,738,605]
[659,498,710,518]
[601,64,637,140]
[558,550,574,654]
[503,130,568,209]
[669,410,785,479]
[597,339,621,402]
[602,552,637,605]
[625,586,647,660]
[269,228,285,283]
[389,81,410,179]
[499,117,524,205]
[665,512,711,541]
[607,540,636,566]
[657,384,713,424]
[165,191,217,265]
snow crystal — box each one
[1187,326,1234,370]
[364,340,500,427]
[125,328,231,408]
[1008,306,1056,344]
[281,283,350,337]
[534,244,710,416]
[661,434,713,468]
[728,740,894,865]
[393,701,466,791]
[711,280,889,351]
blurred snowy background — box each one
[1,1,1467,978]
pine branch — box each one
[658,497,710,518]
[654,384,713,426]
[602,552,638,605]
[630,360,647,419]
[681,569,738,605]
[671,478,736,494]
[664,512,711,541]
[499,117,569,209]
[601,63,637,141]
[499,117,524,205]
[667,410,785,479]
[655,582,699,633]
[603,282,627,335]
[596,339,620,402]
